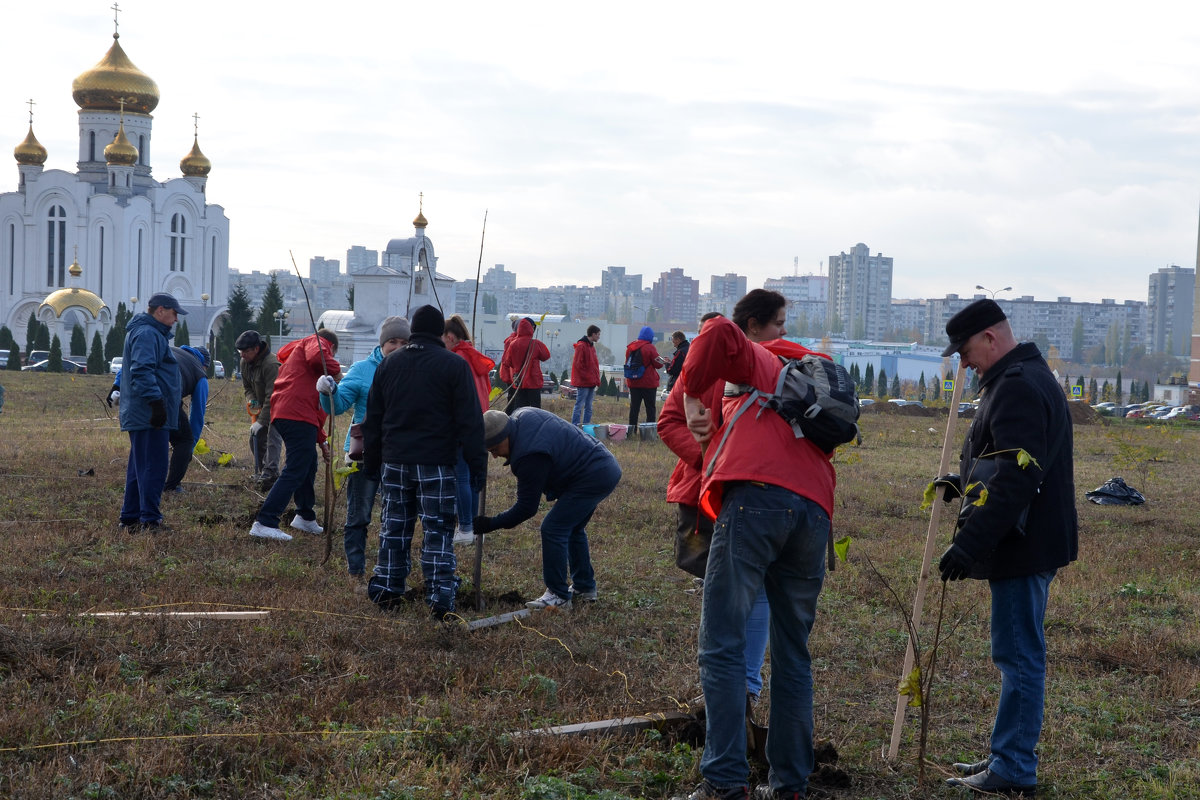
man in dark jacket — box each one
[937,298,1077,797]
[236,330,282,488]
[118,293,184,531]
[362,305,487,619]
[665,330,688,393]
[473,407,622,610]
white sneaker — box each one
[290,516,323,535]
[250,521,292,541]
[525,589,572,610]
[453,529,476,546]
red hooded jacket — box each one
[500,318,550,389]
[451,340,496,412]
[570,336,600,388]
[271,335,339,438]
[624,339,662,389]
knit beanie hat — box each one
[379,316,411,346]
[638,325,655,342]
[483,410,512,448]
[410,305,445,336]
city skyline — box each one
[7,1,1200,305]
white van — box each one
[109,356,123,373]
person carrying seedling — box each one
[935,298,1077,797]
[236,330,282,490]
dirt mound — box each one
[859,402,938,417]
[1069,400,1104,425]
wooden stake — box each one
[886,363,967,759]
[517,711,695,738]
[66,611,269,620]
[465,608,530,631]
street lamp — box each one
[975,285,1012,301]
[130,296,138,314]
[274,308,289,338]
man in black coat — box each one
[361,305,487,620]
[937,298,1077,797]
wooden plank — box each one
[519,711,696,737]
[75,611,270,619]
[465,608,530,631]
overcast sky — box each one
[7,1,1200,304]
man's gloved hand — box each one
[316,375,337,395]
[933,473,963,501]
[938,543,974,582]
[250,421,264,437]
[319,441,331,463]
[106,388,120,408]
[148,399,167,429]
[470,471,486,494]
[473,515,497,535]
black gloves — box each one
[148,399,167,429]
[933,473,962,501]
[473,515,496,535]
[470,471,486,494]
[106,388,120,408]
[938,543,974,582]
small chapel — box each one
[0,12,230,348]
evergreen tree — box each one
[1101,379,1111,402]
[88,331,107,375]
[918,372,927,402]
[347,285,355,311]
[255,274,289,339]
[35,322,50,351]
[1071,316,1084,362]
[891,374,901,398]
[175,319,191,347]
[48,334,64,372]
[1115,370,1123,404]
[0,325,13,367]
[216,283,256,368]
[1088,377,1098,404]
[877,368,888,399]
[70,324,87,356]
[105,302,132,361]
[864,363,875,392]
[24,314,38,361]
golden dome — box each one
[69,257,82,278]
[14,125,48,165]
[413,210,428,229]
[180,136,211,176]
[72,34,160,115]
[104,120,139,166]
[40,287,108,319]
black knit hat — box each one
[942,298,1007,357]
[410,305,445,336]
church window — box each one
[137,229,143,297]
[46,205,66,287]
[98,227,105,296]
[7,223,14,295]
[138,135,147,166]
[88,132,96,161]
[169,213,188,272]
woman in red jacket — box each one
[444,314,496,544]
[570,325,601,425]
[500,317,549,413]
[625,325,664,431]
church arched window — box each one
[88,132,96,162]
[139,135,147,166]
[46,205,66,287]
[169,213,187,272]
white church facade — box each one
[0,25,230,349]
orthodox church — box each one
[317,199,458,363]
[0,23,230,349]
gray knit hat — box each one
[483,410,512,448]
[379,316,411,347]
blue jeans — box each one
[539,457,622,599]
[988,570,1056,785]
[375,463,459,612]
[453,450,476,532]
[699,482,828,793]
[571,386,596,425]
[745,587,770,697]
[120,428,170,524]
[343,467,380,575]
[256,418,318,528]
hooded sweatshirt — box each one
[624,326,661,389]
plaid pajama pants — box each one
[374,463,459,612]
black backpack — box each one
[623,346,646,380]
[708,354,860,473]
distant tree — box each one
[1104,322,1120,365]
[1071,316,1084,362]
[917,372,927,402]
[1115,370,1123,404]
[105,302,132,361]
[1088,377,1098,404]
[1101,380,1112,402]
[88,331,107,374]
[48,334,64,372]
[1032,332,1051,355]
[864,363,875,392]
[70,324,87,356]
[483,292,498,315]
[891,374,901,398]
[24,314,39,360]
[216,283,255,369]
[852,316,866,340]
[1122,323,1133,365]
[255,274,289,339]
[877,368,888,399]
[347,284,355,311]
[1075,376,1085,401]
[175,319,191,347]
[34,322,50,351]
[0,325,14,367]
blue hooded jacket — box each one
[118,312,181,432]
[319,345,383,452]
[638,325,655,342]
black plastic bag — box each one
[1086,476,1146,505]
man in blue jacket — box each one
[318,316,410,576]
[473,407,622,610]
[117,293,184,531]
[361,306,486,619]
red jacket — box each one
[500,318,550,389]
[679,316,835,519]
[624,339,661,388]
[659,373,725,505]
[570,337,600,388]
[451,340,496,412]
[271,335,341,432]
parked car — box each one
[26,350,49,366]
[214,361,225,379]
[858,398,875,407]
[559,380,577,399]
[22,359,86,373]
[109,356,123,373]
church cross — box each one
[111,2,121,36]
[26,98,35,124]
[193,112,201,137]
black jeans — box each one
[506,387,542,414]
[628,387,657,427]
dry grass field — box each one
[0,371,1197,799]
